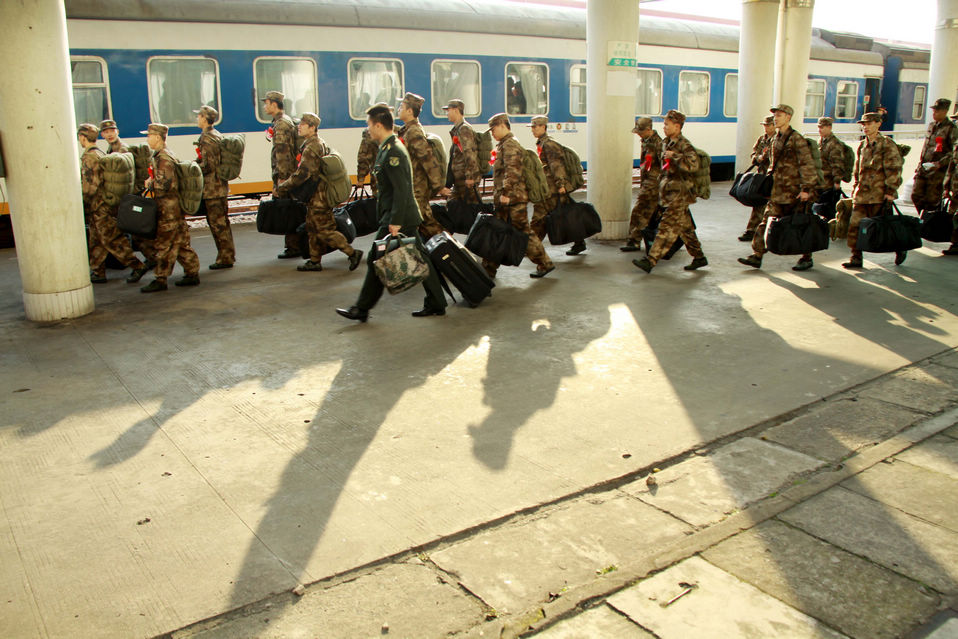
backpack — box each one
[475,128,493,171]
[98,152,135,207]
[174,160,204,215]
[426,132,448,187]
[804,136,827,190]
[217,133,245,181]
[897,143,911,159]
[522,148,550,203]
[691,147,711,200]
[127,144,152,193]
[559,143,585,192]
[839,139,855,183]
[319,148,352,209]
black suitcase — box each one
[117,194,158,238]
[425,232,494,307]
[545,200,602,245]
[342,189,380,236]
[920,200,954,242]
[858,202,923,253]
[436,197,492,234]
[465,213,528,267]
[765,209,829,255]
[256,198,306,235]
[729,168,773,208]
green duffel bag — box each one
[98,152,135,207]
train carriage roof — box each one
[63,0,889,65]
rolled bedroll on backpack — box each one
[98,152,135,207]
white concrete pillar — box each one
[587,0,640,240]
[0,0,94,321]
[735,0,779,172]
[927,0,958,122]
[773,0,816,124]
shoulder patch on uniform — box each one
[389,156,400,166]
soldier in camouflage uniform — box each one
[262,90,301,259]
[622,117,663,251]
[738,104,818,271]
[102,119,156,266]
[397,92,445,239]
[140,123,201,293]
[484,113,555,279]
[438,98,482,204]
[942,111,958,256]
[632,110,708,274]
[194,105,235,269]
[275,112,363,273]
[817,116,848,221]
[845,112,905,268]
[528,115,586,256]
[737,115,775,242]
[357,128,380,195]
[78,124,148,284]
[912,98,957,214]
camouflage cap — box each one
[818,116,834,126]
[527,115,549,127]
[192,105,219,122]
[441,99,465,112]
[857,112,882,124]
[299,112,321,128]
[632,117,653,133]
[261,90,284,102]
[770,103,794,116]
[762,115,775,125]
[99,119,117,131]
[140,123,169,136]
[664,109,686,125]
[401,92,425,109]
[77,123,99,140]
[487,112,510,128]
[932,97,951,111]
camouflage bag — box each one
[839,139,855,183]
[174,160,204,215]
[559,143,585,192]
[319,149,352,209]
[804,136,827,190]
[475,129,493,171]
[127,144,152,193]
[98,152,135,207]
[691,147,711,200]
[217,133,245,181]
[372,234,431,295]
[426,133,448,187]
[522,148,550,203]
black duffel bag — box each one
[117,193,158,238]
[465,213,528,266]
[811,187,844,221]
[256,198,307,235]
[437,189,493,234]
[729,166,773,208]
[919,199,955,243]
[546,198,602,245]
[858,201,923,253]
[765,205,829,255]
[295,208,357,257]
[341,186,379,236]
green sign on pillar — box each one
[608,40,637,67]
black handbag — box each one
[465,213,528,266]
[437,188,493,234]
[341,186,379,236]
[919,199,955,243]
[256,198,307,235]
[545,197,602,245]
[764,205,829,255]
[117,192,158,238]
[811,187,844,221]
[857,201,923,253]
[729,166,773,208]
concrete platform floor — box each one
[1,184,957,638]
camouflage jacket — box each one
[918,118,958,172]
[399,119,443,195]
[151,147,180,207]
[492,132,528,204]
[80,146,106,209]
[449,121,482,187]
[357,129,378,183]
[639,130,663,193]
[658,133,698,207]
[768,126,818,204]
[270,113,297,185]
[108,138,129,154]
[276,135,330,209]
[751,133,772,173]
[196,128,229,199]
[536,134,570,195]
[820,134,846,186]
[853,133,903,204]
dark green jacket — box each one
[373,134,422,231]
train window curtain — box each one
[431,60,481,118]
[836,81,859,119]
[635,68,663,117]
[505,63,548,116]
[348,59,404,120]
[148,57,220,126]
[806,79,826,119]
[70,58,111,128]
[678,71,710,117]
[570,65,587,116]
[254,58,318,122]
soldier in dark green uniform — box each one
[336,104,447,322]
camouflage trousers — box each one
[647,203,703,265]
[481,202,554,276]
[153,201,200,282]
[88,204,142,275]
[415,187,444,240]
[848,202,885,257]
[531,193,560,241]
[750,202,812,260]
[306,206,355,262]
[745,205,765,232]
[133,235,156,263]
[628,188,659,244]
[912,170,947,212]
[204,197,235,265]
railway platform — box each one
[2,182,957,638]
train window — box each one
[912,85,927,120]
[570,65,587,116]
[349,58,404,120]
[147,57,220,127]
[835,81,859,119]
[635,68,662,116]
[505,63,548,115]
[805,79,826,119]
[678,71,709,117]
[254,58,317,123]
[431,60,481,118]
[70,57,112,127]
[724,73,738,117]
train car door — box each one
[863,77,882,113]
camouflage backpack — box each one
[804,136,827,190]
[98,152,135,207]
[558,143,585,192]
[839,139,855,183]
[474,128,494,172]
[319,148,352,209]
[426,132,448,186]
[174,160,204,215]
[691,147,711,200]
[127,144,153,193]
[521,148,550,203]
[217,133,245,181]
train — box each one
[0,0,934,220]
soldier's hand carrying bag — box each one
[117,190,158,239]
[764,203,829,255]
[729,165,773,208]
[857,201,922,253]
[372,233,432,295]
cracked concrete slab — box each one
[620,437,824,527]
[896,435,958,480]
[534,605,655,638]
[703,520,939,639]
[856,365,958,414]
